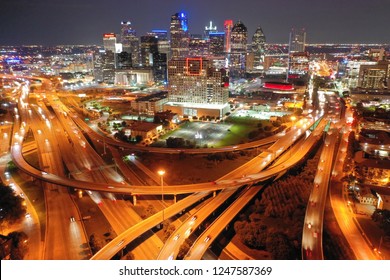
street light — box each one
[158,170,165,226]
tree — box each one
[121,252,135,260]
[266,232,295,260]
[248,130,260,139]
[0,183,26,227]
[89,234,105,254]
[8,231,29,260]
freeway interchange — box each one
[2,74,378,260]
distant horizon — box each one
[1,0,389,46]
[1,42,389,48]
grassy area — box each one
[215,123,256,146]
[138,151,257,185]
[153,118,273,148]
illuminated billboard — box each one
[103,33,116,38]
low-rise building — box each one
[126,121,163,144]
[130,92,168,115]
[357,187,378,205]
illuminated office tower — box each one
[289,28,306,53]
[230,20,248,78]
[224,20,233,54]
[288,28,308,80]
[102,50,115,84]
[149,29,168,40]
[120,21,140,66]
[140,35,158,66]
[170,12,190,58]
[103,33,117,52]
[148,29,170,58]
[252,26,266,68]
[204,21,217,39]
[165,57,230,118]
[209,32,225,57]
[358,61,390,89]
[189,34,209,57]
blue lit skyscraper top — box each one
[179,12,188,32]
[170,11,190,58]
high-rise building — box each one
[102,50,115,84]
[116,51,132,69]
[93,49,105,82]
[152,52,168,82]
[204,21,217,39]
[120,21,140,66]
[209,32,225,57]
[230,20,247,78]
[149,29,168,40]
[289,28,306,53]
[103,33,117,53]
[224,20,233,54]
[358,61,390,89]
[148,29,170,59]
[170,12,190,58]
[288,52,309,77]
[140,35,159,66]
[189,35,209,57]
[252,26,266,69]
[165,57,230,118]
[288,28,308,80]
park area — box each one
[152,118,269,148]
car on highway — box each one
[204,235,211,243]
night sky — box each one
[1,0,389,45]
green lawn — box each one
[215,123,255,146]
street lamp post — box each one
[158,170,165,226]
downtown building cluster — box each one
[93,12,268,117]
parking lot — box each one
[155,121,233,147]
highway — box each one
[302,128,338,259]
[71,112,283,155]
[6,73,360,261]
[20,88,91,259]
[328,123,377,260]
[94,118,326,260]
[90,191,210,260]
[183,118,327,260]
[46,95,164,259]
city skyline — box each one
[1,0,390,45]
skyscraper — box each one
[148,30,170,59]
[288,28,308,80]
[165,57,230,118]
[120,21,140,66]
[170,12,190,58]
[103,33,117,53]
[204,21,217,39]
[209,32,225,57]
[230,20,248,78]
[224,20,233,54]
[289,28,306,53]
[252,26,266,69]
[140,35,158,66]
[189,34,209,57]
